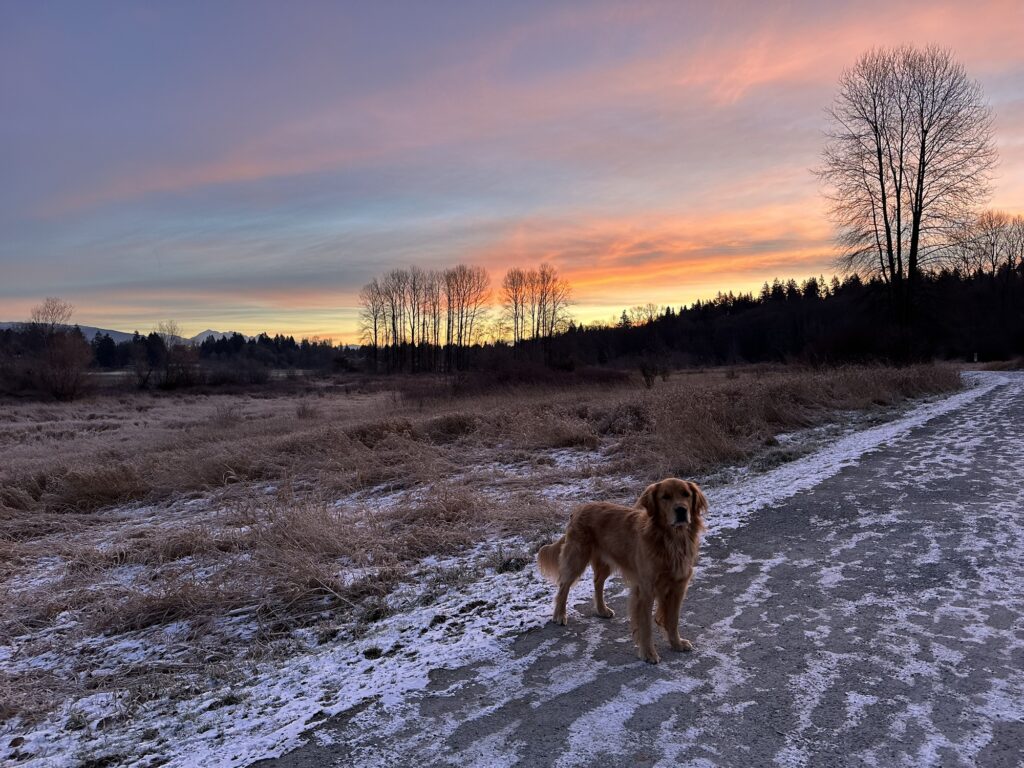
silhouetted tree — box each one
[821,46,996,311]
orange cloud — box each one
[468,195,833,309]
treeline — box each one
[580,205,1022,366]
[550,205,1020,365]
[4,209,1022,400]
[90,331,346,387]
[358,262,571,372]
[352,210,1023,371]
[0,301,351,399]
[350,265,1024,376]
[91,331,340,371]
[562,266,1023,369]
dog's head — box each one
[638,478,707,531]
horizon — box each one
[1,271,847,343]
[3,1,1023,341]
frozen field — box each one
[261,371,1024,768]
[4,369,1018,767]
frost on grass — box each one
[2,372,1014,767]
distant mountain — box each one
[190,329,244,344]
[0,323,247,345]
[0,322,137,344]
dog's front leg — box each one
[663,581,693,652]
[630,586,659,664]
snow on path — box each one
[3,372,1016,767]
[703,370,1006,533]
[268,371,1022,768]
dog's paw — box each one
[594,607,615,619]
[670,638,694,652]
[551,612,568,626]
[639,648,661,664]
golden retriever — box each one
[537,478,707,664]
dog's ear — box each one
[638,482,661,517]
[690,482,708,520]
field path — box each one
[263,372,1024,768]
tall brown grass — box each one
[0,364,961,721]
[1,365,959,531]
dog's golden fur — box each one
[537,478,707,664]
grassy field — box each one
[0,364,960,725]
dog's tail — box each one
[537,536,565,583]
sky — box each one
[2,0,1023,341]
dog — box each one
[537,478,707,664]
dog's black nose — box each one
[674,506,688,522]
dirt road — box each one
[262,372,1024,768]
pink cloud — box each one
[41,1,1024,215]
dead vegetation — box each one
[0,364,961,724]
[0,364,959,525]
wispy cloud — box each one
[2,0,1023,338]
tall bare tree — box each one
[358,279,386,371]
[820,45,996,309]
[382,268,409,369]
[357,262,572,372]
[442,264,490,370]
[501,267,529,347]
[424,269,443,370]
[526,263,572,342]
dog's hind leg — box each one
[591,558,615,618]
[552,538,589,626]
[653,596,667,630]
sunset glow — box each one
[2,1,1023,339]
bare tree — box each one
[521,263,572,343]
[358,279,386,371]
[356,261,571,372]
[1008,215,1024,273]
[25,297,91,400]
[973,210,1012,274]
[525,268,542,341]
[382,268,409,370]
[443,264,490,370]
[28,296,74,335]
[949,219,984,274]
[152,320,199,387]
[628,303,659,326]
[463,265,491,350]
[155,320,182,346]
[950,210,1024,277]
[501,267,528,347]
[820,45,996,308]
[424,270,443,370]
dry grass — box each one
[980,357,1024,371]
[0,364,959,525]
[0,364,961,723]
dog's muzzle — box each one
[673,507,689,526]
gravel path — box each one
[262,372,1024,768]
